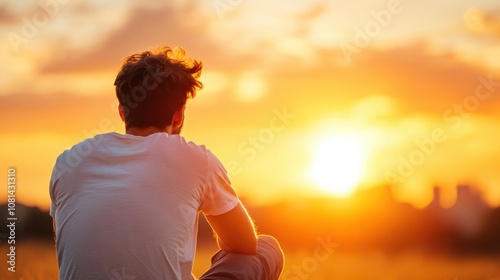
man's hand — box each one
[205,201,257,255]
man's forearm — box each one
[206,202,258,255]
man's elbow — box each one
[220,235,257,255]
[234,239,257,255]
[242,237,258,255]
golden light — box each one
[308,135,366,197]
[235,71,267,102]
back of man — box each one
[50,46,284,280]
[50,132,237,279]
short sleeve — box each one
[200,151,239,216]
[49,159,60,218]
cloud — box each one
[38,3,231,74]
[234,71,268,102]
[464,8,500,39]
[0,93,120,135]
[10,41,500,128]
[0,4,19,25]
[349,44,492,113]
[252,41,500,131]
[350,95,398,120]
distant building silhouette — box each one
[448,184,490,237]
[427,186,442,209]
[427,184,490,237]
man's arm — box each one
[205,201,257,255]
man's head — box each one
[114,46,203,134]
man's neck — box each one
[126,126,170,137]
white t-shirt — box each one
[49,132,239,280]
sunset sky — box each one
[1,0,500,210]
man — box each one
[49,46,284,280]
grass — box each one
[1,242,499,279]
[0,241,58,280]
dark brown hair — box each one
[114,46,203,129]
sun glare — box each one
[308,135,366,197]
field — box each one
[1,242,500,280]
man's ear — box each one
[118,105,125,122]
[172,104,186,129]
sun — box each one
[308,135,366,197]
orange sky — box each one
[1,0,500,210]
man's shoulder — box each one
[50,133,111,182]
[152,134,225,170]
[146,132,210,153]
[57,133,112,157]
